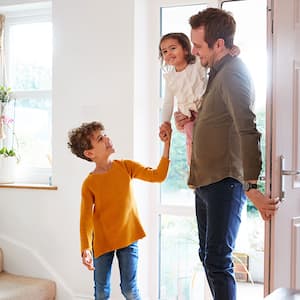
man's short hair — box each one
[189,7,236,49]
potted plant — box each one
[0,85,12,103]
[0,85,18,183]
[0,85,13,139]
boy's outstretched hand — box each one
[159,122,172,142]
[159,122,172,159]
[82,249,95,271]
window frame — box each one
[3,4,52,184]
[155,0,268,298]
[157,2,213,299]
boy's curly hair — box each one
[67,121,104,162]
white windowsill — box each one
[0,183,57,190]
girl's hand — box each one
[174,111,190,132]
[229,45,240,57]
[82,249,95,271]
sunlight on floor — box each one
[237,282,264,300]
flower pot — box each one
[0,156,17,183]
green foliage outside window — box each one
[247,109,266,215]
[162,123,189,191]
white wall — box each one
[0,0,161,299]
[133,0,161,298]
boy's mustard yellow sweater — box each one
[80,157,170,258]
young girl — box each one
[159,32,239,164]
[159,32,207,165]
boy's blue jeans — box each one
[195,177,246,300]
[93,242,141,300]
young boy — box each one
[67,121,171,300]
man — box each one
[161,7,279,300]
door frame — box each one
[264,0,274,296]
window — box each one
[160,4,207,206]
[159,4,208,299]
[158,1,267,299]
[3,4,52,184]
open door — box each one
[267,0,300,293]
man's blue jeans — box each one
[195,177,246,300]
[93,242,141,300]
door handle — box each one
[280,155,300,201]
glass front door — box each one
[159,1,267,299]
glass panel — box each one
[160,4,206,206]
[161,4,207,36]
[159,1,267,299]
[222,1,267,298]
[4,17,53,183]
[14,96,52,168]
[8,22,52,90]
[159,215,206,300]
